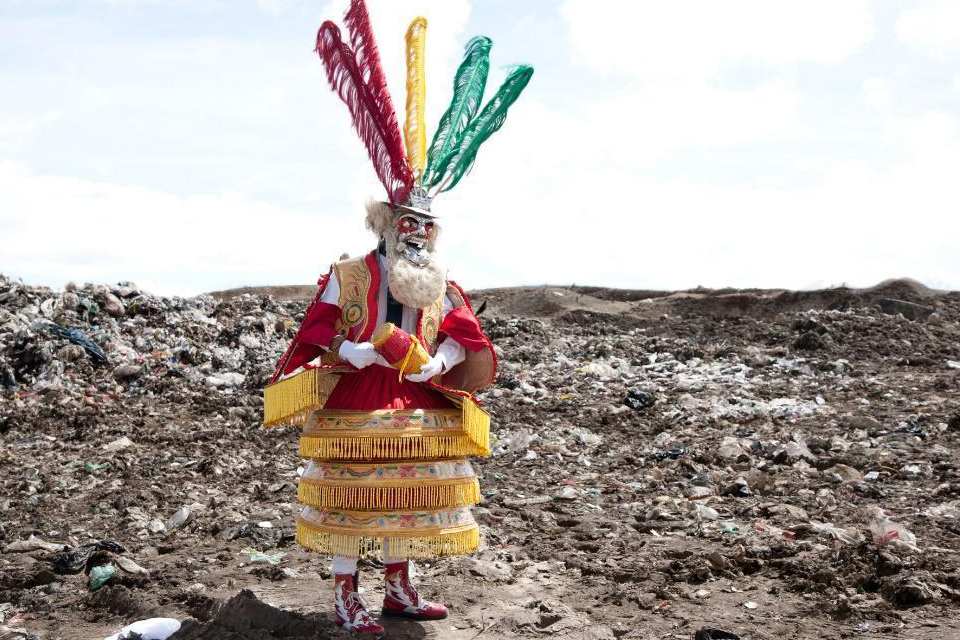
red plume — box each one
[315,19,413,204]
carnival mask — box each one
[395,212,435,267]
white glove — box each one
[406,354,445,383]
[406,338,465,382]
[338,340,378,369]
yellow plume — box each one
[404,16,428,182]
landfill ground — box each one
[2,273,960,640]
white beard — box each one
[384,231,446,309]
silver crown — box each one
[405,187,432,213]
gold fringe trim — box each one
[460,396,491,456]
[299,435,486,460]
[298,478,480,510]
[262,369,339,428]
[296,520,480,559]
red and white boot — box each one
[382,561,448,620]
[334,573,385,634]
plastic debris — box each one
[868,507,919,550]
[695,630,742,640]
[3,535,66,554]
[103,617,181,640]
[45,324,108,362]
[165,506,192,532]
[52,540,126,574]
[116,556,150,576]
[242,548,286,565]
[89,564,117,590]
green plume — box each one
[431,64,534,193]
[422,36,492,188]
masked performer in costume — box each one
[262,1,532,634]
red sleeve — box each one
[271,270,341,381]
[281,302,340,375]
[440,305,488,353]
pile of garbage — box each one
[2,273,960,639]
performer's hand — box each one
[338,340,378,369]
[406,354,445,383]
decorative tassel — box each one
[296,521,480,559]
[404,17,428,181]
[460,395,491,455]
[299,434,487,460]
[263,369,340,428]
[298,479,481,510]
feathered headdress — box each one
[315,0,533,212]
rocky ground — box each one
[2,273,960,640]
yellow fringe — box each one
[299,435,487,460]
[460,396,491,455]
[298,479,480,510]
[262,369,339,428]
[296,521,479,559]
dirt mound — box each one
[171,590,336,640]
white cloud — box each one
[0,162,355,296]
[561,0,875,79]
[896,1,960,57]
[863,77,891,111]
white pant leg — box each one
[381,540,410,568]
[332,556,358,575]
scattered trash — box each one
[694,629,742,640]
[165,506,192,532]
[868,507,919,551]
[743,601,758,610]
[45,324,108,362]
[624,389,656,410]
[3,274,959,633]
[116,556,150,576]
[242,548,286,565]
[653,448,687,461]
[103,436,134,452]
[52,540,126,574]
[103,617,181,640]
[89,564,117,590]
[3,535,66,554]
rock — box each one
[467,558,514,582]
[102,292,126,317]
[843,415,882,431]
[794,331,825,351]
[881,574,937,607]
[112,364,142,380]
[927,312,942,325]
[948,414,960,432]
[165,506,191,532]
[103,436,134,452]
[873,297,934,321]
[826,464,862,483]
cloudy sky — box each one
[2,0,959,296]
